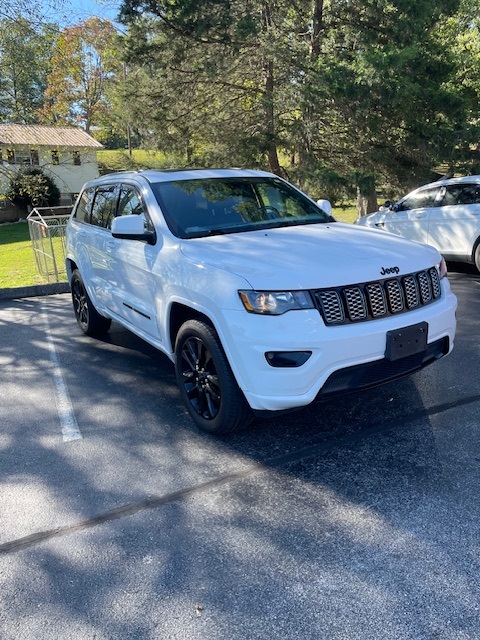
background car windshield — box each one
[151,177,330,238]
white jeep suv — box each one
[66,169,457,434]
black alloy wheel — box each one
[175,319,252,435]
[180,335,221,421]
[71,269,111,337]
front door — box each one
[106,185,161,341]
[384,186,442,245]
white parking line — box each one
[42,306,82,442]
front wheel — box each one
[474,242,480,273]
[175,320,253,435]
[71,269,112,337]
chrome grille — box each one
[313,267,442,326]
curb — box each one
[0,282,70,301]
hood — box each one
[179,222,441,290]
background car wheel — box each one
[71,269,112,337]
[474,242,480,273]
[175,319,253,435]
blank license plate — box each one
[385,322,428,361]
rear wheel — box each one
[175,319,253,435]
[71,269,111,337]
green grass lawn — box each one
[0,202,358,289]
[332,204,358,224]
[0,221,66,288]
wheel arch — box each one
[168,302,215,353]
[66,258,78,283]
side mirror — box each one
[111,215,156,244]
[316,199,332,216]
[383,201,392,210]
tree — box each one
[0,17,57,124]
[40,17,120,133]
[7,167,60,211]
[0,1,63,26]
[118,0,475,213]
[119,1,305,172]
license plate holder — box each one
[385,322,428,361]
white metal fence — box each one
[27,206,72,283]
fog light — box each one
[265,351,312,368]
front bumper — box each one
[217,283,457,412]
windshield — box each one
[151,177,333,238]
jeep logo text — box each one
[380,266,400,275]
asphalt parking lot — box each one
[0,266,479,640]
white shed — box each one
[0,124,103,206]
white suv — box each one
[66,169,457,434]
[355,175,480,272]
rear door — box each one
[86,184,119,310]
[427,183,480,258]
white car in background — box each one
[355,175,480,272]
[66,169,457,435]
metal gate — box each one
[27,206,72,283]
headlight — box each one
[239,290,314,315]
[437,258,447,279]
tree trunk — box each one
[262,5,281,176]
[356,175,378,218]
[264,60,281,175]
[311,0,324,60]
[297,0,325,184]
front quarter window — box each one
[399,187,441,211]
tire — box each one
[71,269,112,337]
[174,319,253,435]
[474,242,480,273]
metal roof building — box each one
[0,124,103,148]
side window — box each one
[90,186,119,228]
[74,187,95,223]
[400,188,441,211]
[116,186,151,231]
[443,184,480,206]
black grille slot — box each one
[366,283,387,317]
[385,279,404,313]
[403,275,420,309]
[313,267,442,326]
[316,290,345,324]
[429,268,441,299]
[417,271,432,303]
[344,287,367,321]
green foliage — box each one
[117,0,475,215]
[40,17,120,133]
[97,148,184,171]
[0,17,57,123]
[7,167,60,211]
